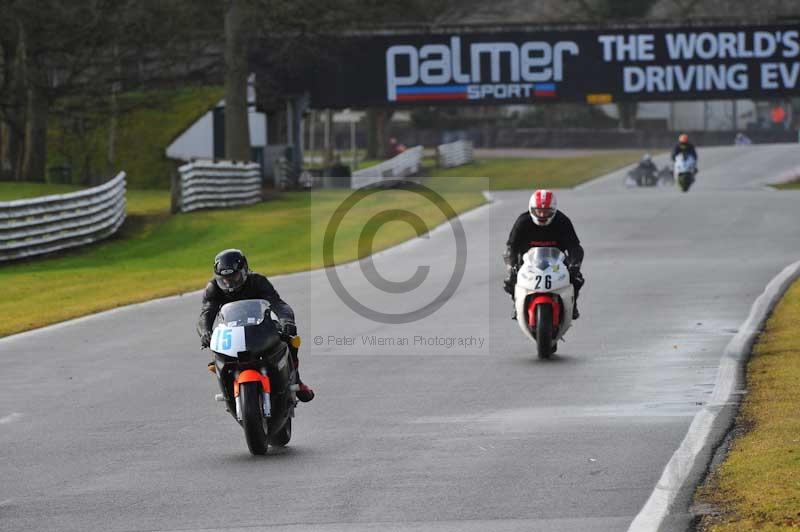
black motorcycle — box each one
[625,164,658,187]
[208,299,300,455]
[626,163,674,188]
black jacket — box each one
[505,211,583,269]
[638,159,657,174]
[671,142,698,161]
[197,272,295,337]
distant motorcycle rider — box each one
[635,153,658,185]
[638,153,657,174]
[197,249,314,402]
[503,190,585,320]
[671,133,698,163]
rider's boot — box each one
[290,348,314,402]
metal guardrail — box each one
[179,160,262,213]
[0,172,127,262]
[437,140,474,169]
[351,146,423,189]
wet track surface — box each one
[2,144,800,531]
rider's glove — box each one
[503,268,517,295]
[568,267,584,288]
[280,320,297,337]
[200,331,212,348]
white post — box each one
[309,111,316,165]
[350,120,357,170]
[324,109,333,164]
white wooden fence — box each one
[179,160,262,213]
[437,140,474,169]
[351,145,423,189]
[0,172,127,262]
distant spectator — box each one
[388,137,407,157]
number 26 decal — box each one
[534,275,552,289]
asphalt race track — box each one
[2,144,800,532]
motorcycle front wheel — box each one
[678,174,693,192]
[240,381,268,455]
[269,417,292,447]
[535,304,554,360]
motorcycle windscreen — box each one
[218,299,271,327]
[525,247,564,270]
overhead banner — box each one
[262,24,800,108]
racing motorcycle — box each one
[625,163,673,188]
[625,165,658,187]
[207,299,301,455]
[514,247,575,359]
[673,153,697,192]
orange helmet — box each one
[678,133,689,144]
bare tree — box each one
[224,0,252,162]
[0,0,225,183]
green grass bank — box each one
[695,278,800,531]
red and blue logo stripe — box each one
[394,83,557,101]
[533,83,556,97]
[396,85,468,101]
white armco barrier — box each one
[351,145,423,189]
[0,172,127,262]
[179,160,262,213]
[437,140,474,169]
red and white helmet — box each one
[529,189,557,226]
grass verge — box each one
[428,152,640,189]
[694,278,800,531]
[774,178,800,190]
[0,185,483,337]
[0,182,82,201]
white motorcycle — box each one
[673,153,697,192]
[514,247,575,359]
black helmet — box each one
[214,249,249,294]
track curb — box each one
[627,259,800,532]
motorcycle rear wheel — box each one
[535,304,554,360]
[240,381,268,455]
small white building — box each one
[165,82,267,161]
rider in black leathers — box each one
[503,190,585,320]
[197,249,314,402]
